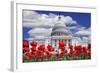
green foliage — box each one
[23,54,91,62]
[49,55,58,61]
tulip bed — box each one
[23,40,91,62]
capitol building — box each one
[29,16,90,51]
[29,16,72,51]
[51,16,72,50]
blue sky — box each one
[23,10,91,40]
[36,10,91,28]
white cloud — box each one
[67,25,86,31]
[72,37,82,45]
[82,36,90,41]
[23,11,56,28]
[23,10,40,19]
[82,36,91,43]
[23,10,78,39]
[67,25,87,37]
[25,37,34,40]
[28,28,52,39]
[72,37,82,41]
[67,26,78,30]
[23,10,77,28]
[64,16,77,24]
[75,28,90,36]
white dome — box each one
[51,16,70,36]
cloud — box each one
[23,10,78,39]
[23,11,56,28]
[23,10,41,19]
[66,25,87,37]
[72,37,82,45]
[23,10,77,28]
[72,37,82,41]
[82,36,90,40]
[64,16,77,24]
[75,28,90,36]
[70,27,91,44]
[28,28,52,39]
[67,26,77,30]
[67,24,88,33]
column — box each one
[55,39,56,47]
[68,39,71,46]
[65,40,67,48]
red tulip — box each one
[74,50,80,56]
[87,48,91,55]
[31,47,36,52]
[55,53,59,58]
[59,40,65,48]
[36,50,44,58]
[68,49,74,57]
[69,45,73,50]
[47,44,52,49]
[31,51,37,58]
[74,45,82,51]
[26,52,33,59]
[23,47,30,52]
[45,51,52,58]
[59,52,65,58]
[38,44,45,52]
[87,43,91,49]
[30,41,37,47]
[47,44,54,52]
[87,43,91,52]
[82,47,87,55]
[23,55,27,60]
[74,45,82,55]
[63,49,67,54]
[23,40,28,48]
[49,47,54,52]
[60,47,66,52]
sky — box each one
[23,10,91,41]
[35,10,91,28]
